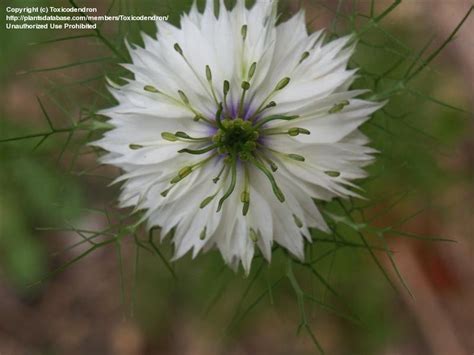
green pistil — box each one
[253,114,299,129]
[249,156,285,203]
[165,154,216,190]
[212,118,259,160]
[299,51,310,64]
[241,25,248,41]
[217,154,237,212]
[144,85,160,93]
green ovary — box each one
[212,118,259,160]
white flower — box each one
[94,0,383,273]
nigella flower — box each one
[94,0,383,273]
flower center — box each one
[212,118,259,161]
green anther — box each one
[288,127,310,136]
[240,191,250,203]
[248,62,257,79]
[160,187,173,197]
[178,90,189,104]
[241,24,248,40]
[325,170,341,177]
[199,227,207,240]
[265,101,276,108]
[161,132,178,141]
[241,81,250,90]
[171,166,192,184]
[329,100,350,113]
[242,201,250,216]
[299,51,310,63]
[144,85,159,93]
[288,153,305,162]
[175,131,190,139]
[205,65,212,81]
[293,214,303,228]
[173,43,183,56]
[223,80,230,95]
[129,144,143,150]
[288,128,299,137]
[269,161,278,172]
[200,195,215,208]
[273,185,285,202]
[275,77,291,90]
[249,228,259,242]
[178,166,192,177]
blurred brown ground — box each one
[1,1,473,354]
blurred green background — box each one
[1,1,473,354]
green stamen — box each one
[329,100,350,113]
[178,90,189,104]
[161,132,178,141]
[205,65,212,81]
[293,214,303,228]
[248,62,257,80]
[288,153,305,162]
[200,195,216,208]
[275,77,291,91]
[199,227,207,240]
[171,166,193,184]
[213,164,226,183]
[249,228,259,242]
[241,25,248,41]
[325,171,341,177]
[144,85,159,93]
[250,156,285,202]
[173,43,183,56]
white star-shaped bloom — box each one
[94,0,383,273]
